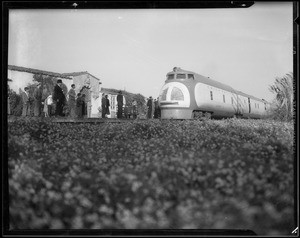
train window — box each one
[171,87,184,101]
[223,95,226,103]
[176,74,186,79]
[161,88,168,101]
[167,74,174,80]
[210,91,213,100]
[188,74,194,79]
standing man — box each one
[33,83,43,117]
[82,94,87,118]
[157,97,161,118]
[117,90,123,119]
[68,84,76,118]
[21,87,31,117]
[53,79,66,117]
[154,98,159,118]
[147,96,153,119]
[105,95,110,117]
[101,93,106,118]
[76,93,83,118]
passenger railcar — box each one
[158,67,270,119]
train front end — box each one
[159,67,195,119]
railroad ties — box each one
[53,118,132,124]
[7,116,147,124]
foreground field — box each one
[8,118,294,235]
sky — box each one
[8,2,293,102]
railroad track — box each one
[7,116,150,124]
[53,118,146,123]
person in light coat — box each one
[21,87,31,116]
[44,94,53,117]
[68,84,76,118]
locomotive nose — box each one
[159,82,192,119]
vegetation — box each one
[269,72,294,121]
[8,88,23,116]
[8,118,294,235]
[32,74,68,96]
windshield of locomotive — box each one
[161,88,168,100]
[167,74,174,80]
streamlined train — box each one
[158,67,270,119]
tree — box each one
[8,88,22,116]
[269,72,294,121]
[33,74,54,95]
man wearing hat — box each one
[53,79,66,116]
[33,83,43,116]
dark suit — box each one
[147,98,153,119]
[106,98,110,116]
[101,96,106,118]
[53,84,66,116]
[117,94,123,118]
[76,96,83,118]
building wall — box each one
[7,69,72,94]
[106,94,117,118]
[8,69,103,118]
[8,70,36,93]
[72,74,101,118]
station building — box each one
[7,65,102,118]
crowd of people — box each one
[146,96,161,119]
[101,91,160,119]
[20,79,88,118]
[18,79,161,119]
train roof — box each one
[167,68,268,103]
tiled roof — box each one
[8,65,72,79]
[61,71,88,76]
[62,72,101,82]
